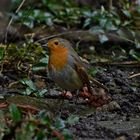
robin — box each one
[47,38,108,96]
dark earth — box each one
[69,66,140,140]
[50,65,139,140]
[57,41,140,140]
[30,57,139,139]
[0,30,140,140]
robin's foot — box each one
[61,91,73,99]
[79,87,91,99]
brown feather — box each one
[74,63,93,94]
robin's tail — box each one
[90,77,109,92]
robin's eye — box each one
[54,41,59,45]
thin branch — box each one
[35,31,75,43]
[128,73,140,78]
[36,30,136,46]
[5,0,26,43]
[91,61,140,67]
[1,0,26,74]
[109,0,113,10]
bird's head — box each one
[47,38,72,53]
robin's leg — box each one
[59,90,72,109]
[79,86,92,99]
[74,90,80,104]
[61,90,73,99]
[56,91,66,116]
[58,90,73,116]
[59,90,67,105]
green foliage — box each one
[129,49,140,61]
[20,78,48,97]
[9,104,22,123]
[6,41,45,63]
[0,105,73,139]
[55,118,65,129]
[32,54,49,71]
[88,67,98,77]
[84,6,121,30]
[0,41,49,97]
[11,0,90,28]
[20,78,37,95]
[0,45,5,60]
[10,0,140,30]
[17,9,53,28]
[66,115,79,125]
[9,0,140,47]
[0,39,48,75]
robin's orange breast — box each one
[48,45,68,71]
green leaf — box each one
[129,49,140,61]
[32,55,48,71]
[89,26,104,35]
[55,118,65,129]
[100,18,107,27]
[0,110,6,129]
[0,47,4,60]
[117,29,129,40]
[35,131,46,140]
[135,39,140,49]
[88,68,97,76]
[25,87,34,95]
[66,115,79,125]
[62,129,73,140]
[20,79,36,91]
[32,64,47,71]
[122,10,131,18]
[9,104,22,123]
[98,34,108,43]
[38,89,48,97]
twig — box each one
[35,31,76,43]
[109,0,113,10]
[91,61,140,67]
[1,0,26,74]
[128,73,140,78]
[5,0,26,43]
[36,30,136,46]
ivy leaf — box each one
[129,49,140,61]
[98,34,108,43]
[55,118,65,129]
[135,39,140,49]
[20,79,36,91]
[9,104,22,123]
[66,115,79,125]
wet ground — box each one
[61,66,140,140]
[0,29,140,139]
[0,60,140,140]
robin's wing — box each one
[75,62,108,92]
[66,46,91,92]
[73,61,92,93]
[70,48,108,92]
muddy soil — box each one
[61,66,140,140]
[0,52,140,139]
[0,28,140,139]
